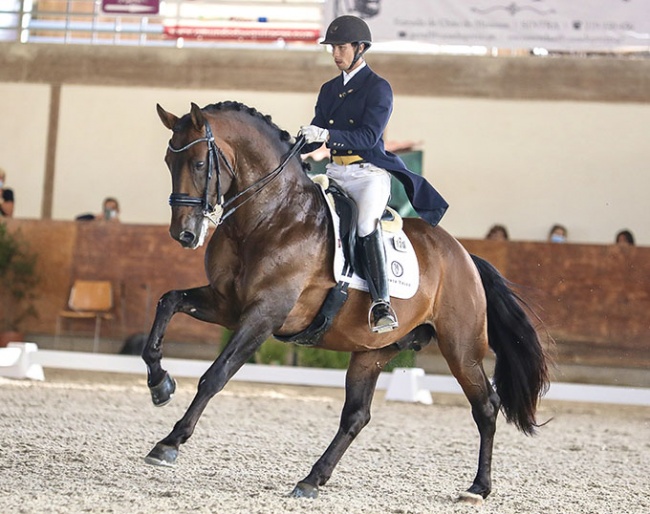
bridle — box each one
[167,118,306,226]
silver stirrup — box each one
[368,301,399,334]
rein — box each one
[167,118,306,225]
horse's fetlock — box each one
[341,411,371,435]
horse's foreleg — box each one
[142,286,219,406]
[291,345,400,499]
[144,308,272,467]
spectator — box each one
[76,197,120,222]
[99,197,120,222]
[0,167,15,217]
[485,224,509,241]
[615,229,635,246]
[548,224,568,243]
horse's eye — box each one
[193,161,205,171]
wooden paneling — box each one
[2,220,648,367]
[2,219,222,344]
[464,240,650,368]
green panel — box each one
[305,157,328,176]
[389,150,422,218]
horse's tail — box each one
[471,254,550,435]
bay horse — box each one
[142,101,550,504]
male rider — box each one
[300,15,448,333]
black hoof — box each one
[290,482,319,499]
[149,372,176,407]
[144,443,178,467]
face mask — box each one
[104,208,117,220]
[0,180,4,188]
[550,234,566,243]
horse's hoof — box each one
[290,482,319,499]
[149,372,176,407]
[458,491,484,505]
[144,443,178,467]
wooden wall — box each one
[461,239,650,369]
[2,219,648,368]
[3,219,221,345]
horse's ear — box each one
[189,102,205,132]
[157,104,178,131]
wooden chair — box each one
[55,280,114,352]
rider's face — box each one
[331,43,363,72]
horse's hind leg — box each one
[438,330,500,504]
[142,285,219,406]
[291,345,400,499]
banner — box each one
[324,0,650,51]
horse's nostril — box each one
[178,230,195,247]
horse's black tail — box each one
[471,254,550,435]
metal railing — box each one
[3,1,647,56]
[0,0,324,48]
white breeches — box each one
[325,162,391,237]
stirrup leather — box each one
[368,300,399,333]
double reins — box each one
[167,118,306,225]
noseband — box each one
[167,118,306,225]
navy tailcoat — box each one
[303,64,448,226]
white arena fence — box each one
[1,342,649,407]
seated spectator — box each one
[0,167,15,217]
[615,229,635,246]
[100,197,120,222]
[76,197,120,222]
[548,224,568,243]
[485,224,509,241]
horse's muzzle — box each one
[171,216,209,249]
[178,230,197,248]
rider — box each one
[300,15,448,334]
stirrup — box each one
[368,301,398,334]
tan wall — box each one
[1,43,649,246]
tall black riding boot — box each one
[359,228,398,333]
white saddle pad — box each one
[315,180,419,300]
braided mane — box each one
[204,101,293,143]
[203,100,310,172]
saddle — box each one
[274,175,417,346]
[313,174,403,279]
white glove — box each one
[300,125,329,144]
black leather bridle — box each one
[167,119,306,225]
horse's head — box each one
[157,103,235,249]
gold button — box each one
[328,119,334,125]
[348,119,354,124]
[347,150,353,155]
[332,150,338,154]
